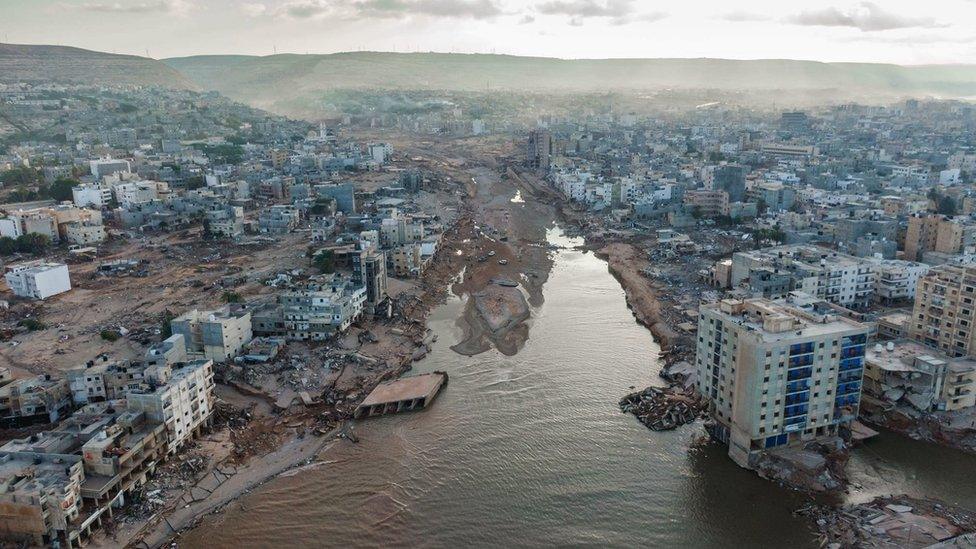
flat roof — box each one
[360,373,446,406]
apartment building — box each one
[251,277,366,341]
[126,360,215,454]
[909,264,976,357]
[171,306,253,361]
[4,261,71,300]
[904,215,976,262]
[696,297,868,468]
[864,340,976,413]
[731,245,876,309]
[0,452,85,547]
[869,259,930,304]
[683,189,729,218]
[258,204,300,234]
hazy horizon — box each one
[3,0,976,64]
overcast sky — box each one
[3,0,976,63]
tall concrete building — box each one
[904,215,976,262]
[170,306,252,361]
[527,129,552,172]
[696,297,868,468]
[712,164,747,202]
[909,264,976,357]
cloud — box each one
[718,10,769,23]
[787,3,945,32]
[355,0,504,19]
[534,0,665,25]
[261,0,503,20]
[518,14,535,24]
[73,0,192,13]
[241,3,268,16]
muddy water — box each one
[181,228,976,548]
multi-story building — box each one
[731,245,876,309]
[869,259,930,304]
[171,306,253,362]
[4,261,71,300]
[864,340,976,413]
[252,277,366,341]
[696,297,868,468]
[126,360,215,454]
[0,375,72,426]
[72,183,113,208]
[909,264,976,357]
[0,452,84,547]
[904,215,976,262]
[89,158,130,180]
[352,248,389,314]
[683,190,729,218]
[63,221,106,246]
[203,203,244,238]
[527,129,552,172]
[258,204,300,234]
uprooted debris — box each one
[619,385,705,431]
[754,437,849,493]
[797,495,976,548]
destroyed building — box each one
[251,275,366,341]
[171,306,253,362]
[863,340,976,413]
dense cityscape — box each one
[3,4,976,547]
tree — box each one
[18,233,50,254]
[938,195,959,216]
[186,175,206,190]
[314,250,335,273]
[0,166,40,187]
[0,237,16,255]
[49,177,79,202]
[221,291,242,303]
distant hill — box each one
[164,52,976,113]
[0,43,195,89]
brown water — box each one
[181,228,976,548]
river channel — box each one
[181,227,976,548]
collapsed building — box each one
[863,340,976,413]
[0,360,215,547]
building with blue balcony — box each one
[696,297,869,469]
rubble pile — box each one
[753,437,849,492]
[619,386,705,431]
[797,496,976,548]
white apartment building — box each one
[696,297,868,468]
[170,306,253,361]
[63,222,107,246]
[72,183,112,208]
[89,158,130,180]
[731,245,877,309]
[4,261,71,300]
[126,360,215,454]
[868,259,930,304]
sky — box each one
[2,0,976,64]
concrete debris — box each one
[797,496,976,548]
[619,385,705,431]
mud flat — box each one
[452,284,531,356]
[595,242,678,350]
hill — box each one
[0,43,196,89]
[164,52,976,114]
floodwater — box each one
[182,228,976,548]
